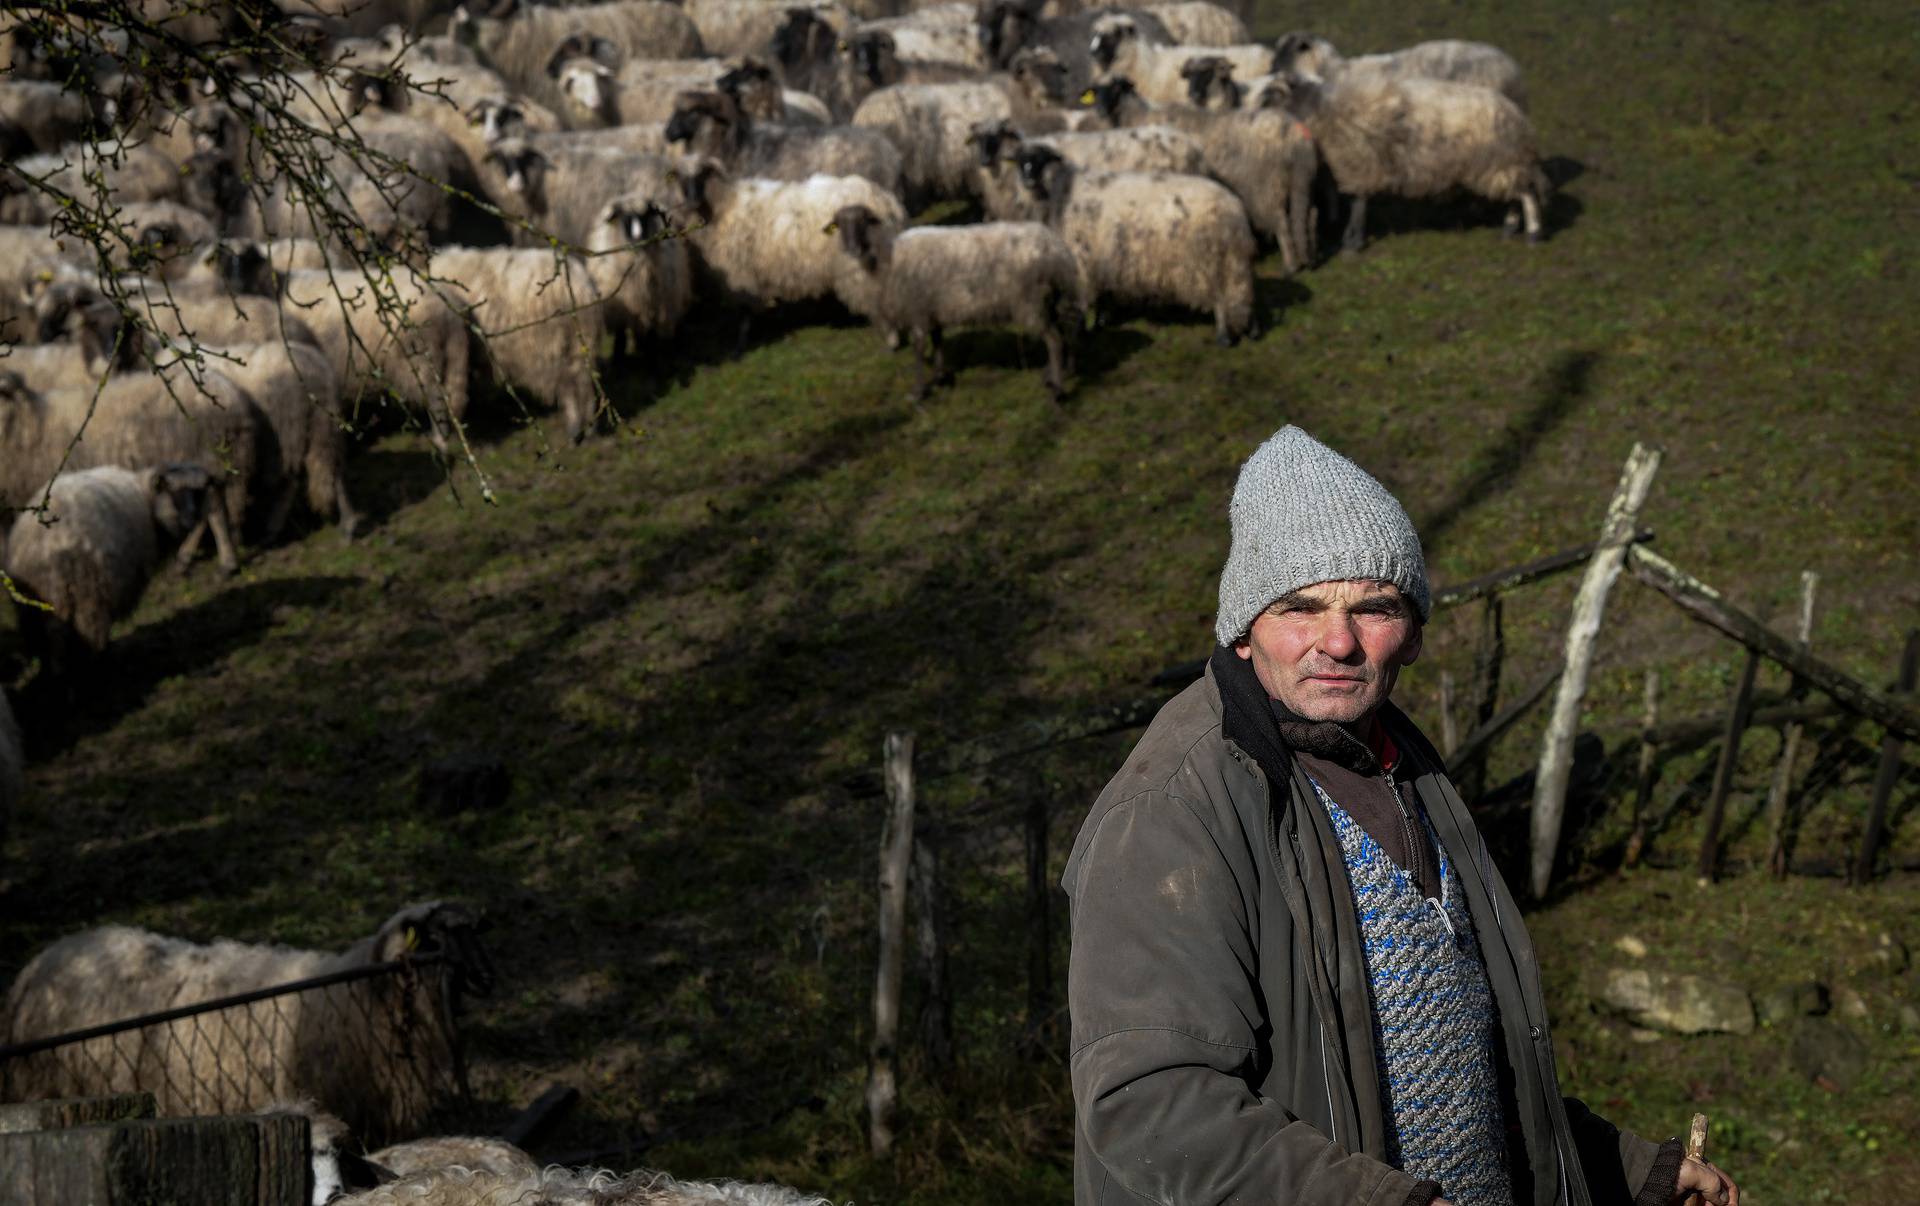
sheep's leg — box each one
[263,478,298,547]
[928,326,951,388]
[907,327,934,402]
[1341,194,1368,254]
[1521,189,1544,244]
[175,518,210,571]
[334,473,362,541]
[203,482,241,575]
[1042,325,1068,402]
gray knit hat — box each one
[1214,425,1431,646]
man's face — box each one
[1234,579,1423,725]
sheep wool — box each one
[852,82,1012,205]
[332,1165,834,1206]
[367,1134,538,1178]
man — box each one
[1063,427,1740,1206]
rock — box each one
[1755,981,1830,1025]
[1613,935,1649,959]
[1790,1019,1869,1091]
[1898,1004,1920,1034]
[1834,985,1870,1021]
[1600,967,1756,1035]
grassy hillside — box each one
[3,0,1916,1202]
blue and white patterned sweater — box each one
[1308,774,1515,1206]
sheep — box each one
[1,140,182,225]
[280,266,473,449]
[853,2,987,69]
[716,58,834,126]
[828,203,1079,400]
[584,190,696,358]
[477,136,677,246]
[1273,32,1526,108]
[665,88,905,196]
[0,79,95,153]
[552,51,730,127]
[367,1135,536,1178]
[1143,1,1246,48]
[837,29,976,114]
[683,0,850,60]
[663,160,907,343]
[332,1165,832,1206]
[2,465,230,678]
[1004,142,1258,343]
[1087,12,1270,104]
[1175,52,1270,110]
[449,0,705,108]
[262,1100,392,1206]
[1263,71,1550,249]
[851,81,1011,205]
[1,902,493,1150]
[974,2,1172,92]
[100,201,222,280]
[424,247,610,442]
[1086,75,1317,272]
[765,7,854,113]
[966,117,1206,217]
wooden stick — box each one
[1855,629,1920,883]
[1531,443,1663,899]
[1432,527,1657,608]
[1764,572,1818,877]
[866,732,916,1159]
[1697,649,1761,883]
[1624,669,1661,868]
[1688,1112,1709,1161]
[1439,670,1460,759]
[1629,546,1920,742]
[1445,666,1560,777]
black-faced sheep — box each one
[974,2,1173,93]
[966,117,1206,218]
[0,78,97,153]
[2,465,230,678]
[715,57,835,127]
[1273,32,1526,108]
[1,902,493,1149]
[1,139,182,225]
[584,191,697,359]
[828,203,1079,400]
[851,81,1012,205]
[666,89,905,197]
[333,1166,832,1206]
[424,247,611,442]
[682,0,851,60]
[1006,142,1258,343]
[1263,71,1549,249]
[477,136,678,246]
[1086,12,1270,105]
[1143,1,1246,48]
[450,0,705,110]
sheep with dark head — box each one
[2,901,493,1149]
[450,0,705,111]
[584,189,696,360]
[1086,11,1271,105]
[1273,31,1526,108]
[666,88,905,197]
[966,117,1206,218]
[851,81,1012,206]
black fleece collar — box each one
[1211,644,1384,784]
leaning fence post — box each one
[1623,669,1661,868]
[867,731,915,1159]
[1530,443,1663,899]
[911,834,953,1074]
[1855,630,1920,883]
[1697,649,1762,883]
[1439,671,1460,759]
[1023,790,1054,1054]
[1764,572,1819,876]
[1459,595,1505,802]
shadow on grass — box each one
[346,446,456,533]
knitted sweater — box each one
[1311,774,1515,1206]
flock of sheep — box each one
[2,0,1549,1198]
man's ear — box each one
[1394,620,1424,667]
[1233,639,1252,661]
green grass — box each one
[4,0,1918,1201]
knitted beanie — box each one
[1214,426,1431,646]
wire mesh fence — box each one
[0,955,473,1148]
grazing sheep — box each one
[1087,12,1270,104]
[2,465,230,677]
[829,203,1079,400]
[1264,71,1549,249]
[449,0,705,107]
[851,81,1011,205]
[367,1135,536,1178]
[280,267,472,449]
[584,191,696,358]
[1274,32,1526,108]
[333,1166,831,1206]
[664,160,907,339]
[0,79,95,153]
[1005,142,1258,342]
[1086,76,1317,272]
[425,247,610,442]
[666,89,904,196]
[1144,1,1246,48]
[1,902,493,1149]
[478,136,676,246]
[974,2,1172,91]
[966,117,1206,217]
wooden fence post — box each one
[1855,630,1920,883]
[1458,595,1505,802]
[1439,671,1460,759]
[867,732,915,1159]
[1624,669,1661,868]
[1764,572,1819,876]
[1697,649,1762,883]
[1023,791,1053,1054]
[911,835,953,1074]
[1530,443,1663,898]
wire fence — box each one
[0,954,474,1148]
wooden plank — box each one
[1628,545,1920,742]
[1697,649,1762,883]
[0,1093,155,1135]
[1624,669,1661,868]
[1764,572,1819,876]
[0,1113,307,1206]
[866,731,915,1159]
[1855,629,1920,882]
[1432,527,1656,608]
[1530,443,1663,898]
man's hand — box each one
[1673,1155,1739,1205]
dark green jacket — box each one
[1063,662,1666,1205]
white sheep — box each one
[2,465,228,679]
[1004,141,1259,343]
[333,1165,833,1206]
[584,190,697,359]
[1273,32,1526,108]
[682,0,851,60]
[665,89,905,197]
[828,203,1080,400]
[1,139,183,225]
[0,78,94,153]
[966,119,1207,218]
[2,902,491,1149]
[1086,12,1269,105]
[1264,71,1550,249]
[450,0,706,110]
[367,1134,537,1178]
[851,81,1011,205]
[1143,1,1248,48]
[477,136,677,247]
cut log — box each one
[0,1114,307,1206]
[0,1094,155,1135]
[1530,443,1663,898]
